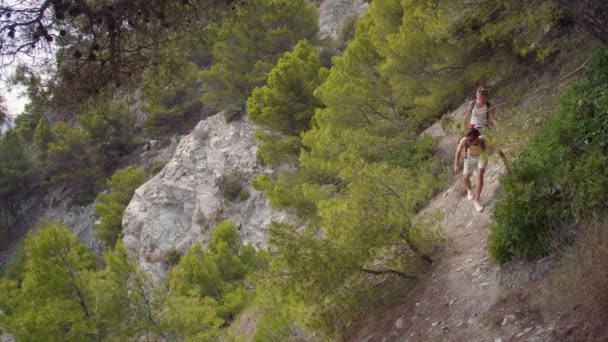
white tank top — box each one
[470,102,488,127]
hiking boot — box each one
[467,189,474,201]
[473,200,484,213]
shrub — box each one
[142,56,203,138]
[94,166,146,248]
[195,209,207,227]
[542,217,608,340]
[218,171,243,201]
[0,130,40,198]
[238,189,250,202]
[490,47,608,263]
[163,248,182,266]
[146,160,168,177]
[169,221,263,320]
[46,123,101,204]
[78,97,138,168]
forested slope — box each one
[0,0,606,340]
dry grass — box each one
[542,217,608,341]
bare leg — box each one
[464,173,472,191]
[476,168,485,201]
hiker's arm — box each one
[454,138,465,174]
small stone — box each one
[432,321,440,327]
[480,282,490,287]
[494,339,502,342]
[501,314,515,326]
[516,328,533,338]
[467,318,475,325]
[449,300,455,306]
[415,302,421,307]
[395,317,405,329]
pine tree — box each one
[248,40,326,164]
[78,97,138,168]
[0,130,39,197]
[33,116,54,157]
[46,123,100,204]
[0,221,99,341]
[94,166,146,248]
[200,0,319,113]
[142,43,206,137]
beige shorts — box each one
[463,157,487,175]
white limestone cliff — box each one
[317,0,368,39]
[122,113,290,283]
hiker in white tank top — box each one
[462,86,496,134]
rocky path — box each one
[348,106,557,342]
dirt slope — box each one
[348,104,557,342]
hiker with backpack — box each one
[462,86,496,134]
[454,127,489,213]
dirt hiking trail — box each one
[348,104,557,342]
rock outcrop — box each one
[122,113,290,283]
[317,0,368,39]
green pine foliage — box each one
[0,221,99,341]
[157,295,223,341]
[200,0,319,114]
[142,48,205,138]
[169,220,264,321]
[46,123,100,204]
[248,40,326,165]
[0,221,261,340]
[94,166,146,248]
[33,116,54,157]
[0,130,39,198]
[490,47,608,263]
[251,0,567,334]
[78,97,138,168]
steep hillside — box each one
[347,107,545,342]
[1,0,605,340]
[345,40,601,342]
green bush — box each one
[247,40,325,165]
[146,160,168,177]
[78,97,138,168]
[238,189,250,202]
[200,0,319,113]
[218,171,243,201]
[142,55,204,138]
[46,123,101,204]
[0,130,40,198]
[94,166,146,247]
[490,47,608,263]
[163,248,182,266]
[169,220,263,320]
